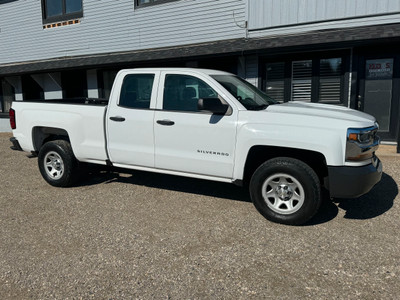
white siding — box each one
[0,0,246,65]
[248,0,400,37]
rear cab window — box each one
[119,74,155,109]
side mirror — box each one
[198,98,229,115]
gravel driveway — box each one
[0,133,399,299]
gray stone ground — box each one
[0,133,399,299]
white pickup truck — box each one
[9,68,382,225]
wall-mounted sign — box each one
[366,59,394,80]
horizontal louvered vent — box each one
[319,58,342,104]
[292,60,312,102]
[266,62,285,102]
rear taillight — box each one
[9,108,16,130]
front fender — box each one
[232,123,346,181]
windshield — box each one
[211,75,277,110]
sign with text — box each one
[366,59,394,80]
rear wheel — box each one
[250,157,321,225]
[38,140,78,187]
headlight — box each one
[346,125,379,162]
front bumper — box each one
[10,137,23,151]
[326,156,382,198]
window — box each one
[163,75,218,112]
[42,0,83,23]
[291,60,312,102]
[212,75,276,110]
[264,54,347,105]
[319,58,343,104]
[265,62,285,103]
[119,74,155,109]
[135,0,179,8]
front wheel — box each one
[38,140,78,187]
[250,157,321,225]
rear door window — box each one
[119,74,155,109]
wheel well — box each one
[243,146,328,185]
[32,127,70,153]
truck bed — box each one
[12,100,109,164]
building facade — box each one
[1,0,400,150]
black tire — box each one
[249,157,321,225]
[38,140,78,187]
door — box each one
[154,72,237,179]
[107,71,160,167]
[358,56,400,141]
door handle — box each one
[157,119,175,126]
[110,116,126,122]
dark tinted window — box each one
[119,74,155,109]
[66,0,82,14]
[163,74,218,112]
[42,0,83,23]
[46,0,63,17]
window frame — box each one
[41,0,83,24]
[134,0,180,9]
[261,50,350,106]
